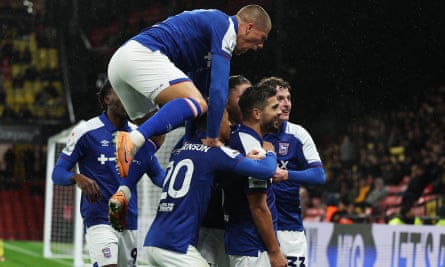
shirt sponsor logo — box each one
[159,202,175,212]
[97,154,116,165]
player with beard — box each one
[223,85,287,267]
[260,77,326,267]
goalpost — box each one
[43,123,184,267]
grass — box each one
[1,241,74,267]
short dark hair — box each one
[257,76,292,92]
[96,79,112,110]
[239,84,277,120]
[229,75,251,91]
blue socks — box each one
[121,140,157,188]
[137,97,202,139]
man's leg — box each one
[115,81,207,176]
[131,81,207,147]
[108,40,207,174]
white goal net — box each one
[43,123,184,267]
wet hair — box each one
[229,75,251,91]
[237,4,271,30]
[257,76,292,92]
[96,79,112,110]
[238,84,277,119]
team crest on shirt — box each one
[278,142,290,156]
[102,247,112,258]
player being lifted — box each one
[107,5,272,178]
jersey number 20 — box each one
[160,159,194,200]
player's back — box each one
[144,134,245,253]
[132,9,235,72]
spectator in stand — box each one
[330,198,354,224]
[339,134,357,169]
[354,177,372,204]
[388,203,422,225]
[364,178,387,209]
[435,206,445,226]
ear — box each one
[252,108,261,120]
[104,94,112,105]
[246,22,254,34]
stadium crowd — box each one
[305,86,445,224]
[0,1,66,121]
[0,0,444,249]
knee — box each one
[190,96,208,113]
[198,99,208,113]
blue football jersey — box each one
[55,113,137,229]
[131,9,238,138]
[144,133,277,254]
[223,124,277,256]
[132,9,236,75]
[264,121,323,231]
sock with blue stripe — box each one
[137,97,202,139]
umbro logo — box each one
[101,140,110,147]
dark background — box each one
[231,1,445,129]
[51,0,445,135]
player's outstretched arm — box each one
[217,146,277,179]
[273,165,326,185]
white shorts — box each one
[277,230,307,266]
[228,251,270,267]
[146,245,208,267]
[197,227,229,267]
[85,224,137,267]
[107,40,190,120]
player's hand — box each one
[263,141,275,153]
[202,137,223,147]
[72,174,101,203]
[108,190,128,232]
[272,167,288,183]
[246,149,265,160]
[268,250,288,267]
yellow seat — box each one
[11,64,22,78]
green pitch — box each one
[1,241,73,267]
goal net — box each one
[43,123,184,267]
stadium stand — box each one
[0,0,444,245]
